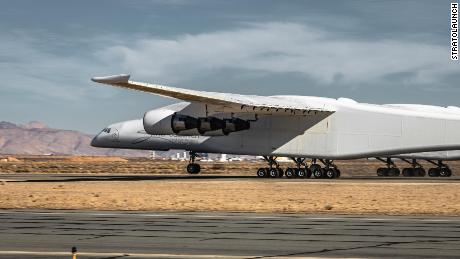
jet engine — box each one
[197,117,224,134]
[222,118,250,135]
[143,107,251,136]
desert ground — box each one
[1,155,460,216]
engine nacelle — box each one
[144,108,199,135]
[222,118,250,135]
[143,108,176,135]
[197,117,224,134]
[143,107,251,136]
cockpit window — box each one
[102,128,111,133]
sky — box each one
[0,0,458,133]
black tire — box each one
[389,168,400,177]
[335,169,341,178]
[186,163,200,174]
[402,168,412,177]
[277,168,284,177]
[377,168,387,177]
[313,168,324,178]
[325,168,337,179]
[285,168,295,178]
[428,168,439,177]
[269,168,279,178]
[296,168,306,178]
[414,168,426,177]
[439,168,450,177]
[257,168,267,177]
[310,164,321,172]
[305,168,312,178]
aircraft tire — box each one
[257,168,268,178]
[278,168,284,177]
[269,168,279,178]
[389,168,400,177]
[186,163,201,174]
[325,168,337,179]
[428,168,439,177]
[313,168,324,178]
[335,169,341,178]
[439,168,451,177]
[295,168,306,178]
[402,168,412,177]
[305,168,312,178]
[285,168,295,178]
[415,168,426,177]
[377,168,386,177]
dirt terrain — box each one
[1,156,460,215]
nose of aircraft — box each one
[91,123,121,147]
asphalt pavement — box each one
[0,210,459,258]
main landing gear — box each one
[256,156,284,178]
[256,157,341,179]
[376,158,453,177]
[186,151,201,174]
[400,159,426,177]
[426,160,452,177]
[376,158,400,177]
[285,158,311,178]
[311,159,341,179]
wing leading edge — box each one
[91,74,335,116]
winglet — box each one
[91,74,130,84]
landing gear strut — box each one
[376,158,400,177]
[256,156,283,178]
[400,159,426,177]
[426,160,452,177]
[186,151,201,174]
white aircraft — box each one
[91,74,460,179]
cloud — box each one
[96,22,456,89]
[0,31,118,101]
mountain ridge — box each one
[0,121,149,157]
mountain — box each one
[0,121,149,157]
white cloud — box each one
[96,22,456,87]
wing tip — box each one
[91,74,130,84]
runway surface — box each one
[0,210,459,258]
[1,173,460,183]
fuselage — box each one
[91,116,460,161]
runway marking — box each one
[0,251,363,259]
[1,210,460,222]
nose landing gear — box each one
[186,151,201,174]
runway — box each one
[1,173,460,183]
[0,210,459,258]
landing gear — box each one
[186,151,201,174]
[257,156,283,178]
[375,158,400,177]
[256,157,341,179]
[426,160,452,177]
[400,159,426,177]
[311,159,340,179]
[286,157,311,178]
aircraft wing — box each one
[91,74,335,115]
